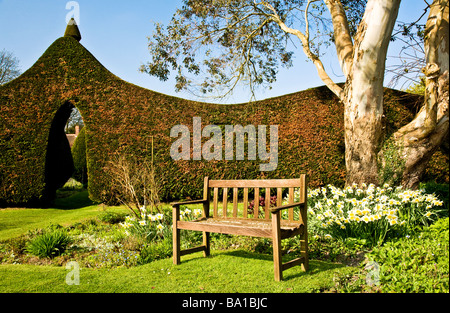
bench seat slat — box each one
[209,179,302,188]
[177,217,303,239]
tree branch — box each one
[262,1,345,100]
[323,0,354,77]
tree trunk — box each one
[344,0,401,186]
[389,0,449,189]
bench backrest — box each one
[202,175,307,222]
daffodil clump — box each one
[289,183,444,246]
[120,206,169,241]
[180,208,203,220]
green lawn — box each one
[0,190,360,293]
[0,251,356,293]
[0,190,127,241]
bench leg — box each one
[203,231,210,257]
[300,231,309,271]
[173,206,181,265]
[272,211,283,281]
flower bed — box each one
[289,183,445,246]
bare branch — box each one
[264,1,344,100]
[323,0,354,77]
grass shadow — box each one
[178,248,348,281]
[219,249,347,281]
[51,189,94,210]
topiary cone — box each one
[64,18,81,42]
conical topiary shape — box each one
[64,18,81,42]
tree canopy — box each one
[141,0,366,99]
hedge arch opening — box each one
[43,101,76,202]
[69,107,88,187]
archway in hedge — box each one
[43,101,76,201]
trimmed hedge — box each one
[0,34,448,207]
[71,126,87,185]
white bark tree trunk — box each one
[389,0,449,188]
[276,0,447,187]
[343,0,401,186]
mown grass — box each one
[0,190,127,241]
[0,189,360,293]
[0,250,357,293]
[1,185,448,294]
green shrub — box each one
[97,211,126,224]
[88,246,139,268]
[26,230,72,258]
[71,127,88,185]
[365,218,449,293]
[137,238,172,265]
[419,182,449,217]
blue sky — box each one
[0,0,427,104]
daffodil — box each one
[157,224,164,230]
[389,219,398,226]
[193,209,202,217]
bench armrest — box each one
[270,202,305,214]
[171,199,208,207]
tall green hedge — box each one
[0,35,448,207]
[71,126,87,185]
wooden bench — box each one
[172,175,308,281]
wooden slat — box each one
[202,177,211,257]
[209,178,302,188]
[272,210,282,281]
[203,177,210,218]
[254,187,259,219]
[233,187,238,218]
[213,187,219,217]
[172,205,180,265]
[282,257,305,271]
[299,178,306,203]
[299,174,309,271]
[265,187,270,220]
[277,188,282,207]
[288,187,294,221]
[180,245,206,256]
[223,187,228,218]
[177,220,273,238]
[243,188,248,218]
